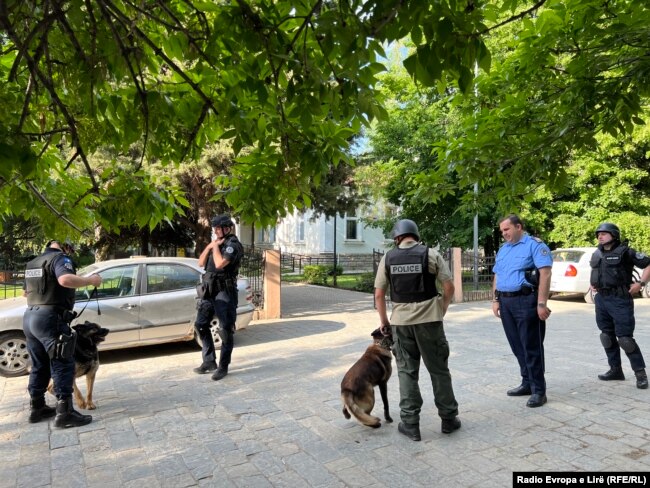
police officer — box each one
[374,219,460,441]
[492,214,552,408]
[193,215,244,381]
[590,222,650,389]
[23,240,102,427]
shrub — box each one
[328,265,344,276]
[353,272,376,293]
[303,265,329,285]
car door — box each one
[138,263,201,343]
[72,264,141,347]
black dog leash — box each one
[74,287,101,320]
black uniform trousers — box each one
[195,290,238,368]
[594,293,645,371]
[22,306,75,398]
[499,293,546,394]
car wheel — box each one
[193,319,223,351]
[584,289,595,304]
[0,331,31,377]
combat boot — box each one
[211,366,228,381]
[598,367,625,381]
[28,396,56,423]
[635,369,648,389]
[397,422,421,441]
[54,397,92,428]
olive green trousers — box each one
[393,322,459,425]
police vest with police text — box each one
[385,244,438,303]
[25,251,75,309]
[590,242,634,289]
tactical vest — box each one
[590,242,634,289]
[25,251,75,309]
[203,235,244,296]
[385,244,438,303]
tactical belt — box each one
[597,287,629,297]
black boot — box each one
[28,396,56,424]
[54,397,92,428]
[635,369,649,389]
[397,422,421,441]
[211,366,228,381]
[598,367,625,381]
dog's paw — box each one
[385,415,393,423]
[87,402,97,410]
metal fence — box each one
[0,270,24,300]
[240,245,265,309]
[281,252,375,274]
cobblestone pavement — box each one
[1,284,650,487]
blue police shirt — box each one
[493,234,552,292]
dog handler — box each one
[193,215,244,381]
[23,240,102,427]
[374,219,460,441]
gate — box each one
[240,245,265,310]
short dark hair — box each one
[499,214,524,229]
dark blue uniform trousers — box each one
[23,307,75,398]
[500,294,546,394]
[195,290,238,368]
[595,293,645,371]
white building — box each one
[241,208,392,255]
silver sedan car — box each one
[0,257,254,377]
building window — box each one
[345,215,359,240]
[257,226,276,244]
[296,215,305,242]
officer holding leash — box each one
[193,215,244,381]
[492,214,552,408]
[590,223,650,389]
[374,219,460,441]
[23,240,102,427]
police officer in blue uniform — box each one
[193,215,244,381]
[23,240,102,427]
[492,215,553,408]
[590,222,650,389]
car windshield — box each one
[552,250,584,263]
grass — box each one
[0,285,23,299]
[282,273,374,293]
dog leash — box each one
[74,287,101,320]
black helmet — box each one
[211,214,234,228]
[391,219,420,240]
[595,222,620,241]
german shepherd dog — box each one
[48,321,109,410]
[341,328,394,428]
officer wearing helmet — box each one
[374,219,460,441]
[193,214,244,381]
[590,222,650,389]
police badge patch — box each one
[226,246,234,254]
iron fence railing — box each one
[240,245,265,310]
[281,253,375,275]
[0,270,25,300]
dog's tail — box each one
[341,391,381,428]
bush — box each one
[303,265,329,285]
[328,265,344,276]
[353,272,376,293]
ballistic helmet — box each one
[391,219,420,240]
[211,214,234,228]
[595,222,620,241]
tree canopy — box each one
[1,0,648,246]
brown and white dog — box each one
[48,321,109,410]
[341,327,393,428]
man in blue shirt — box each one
[491,215,553,408]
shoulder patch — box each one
[225,246,234,254]
[636,252,648,260]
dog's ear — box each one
[370,328,383,339]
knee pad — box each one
[618,336,637,353]
[600,333,614,349]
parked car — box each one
[550,247,650,303]
[0,257,254,377]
